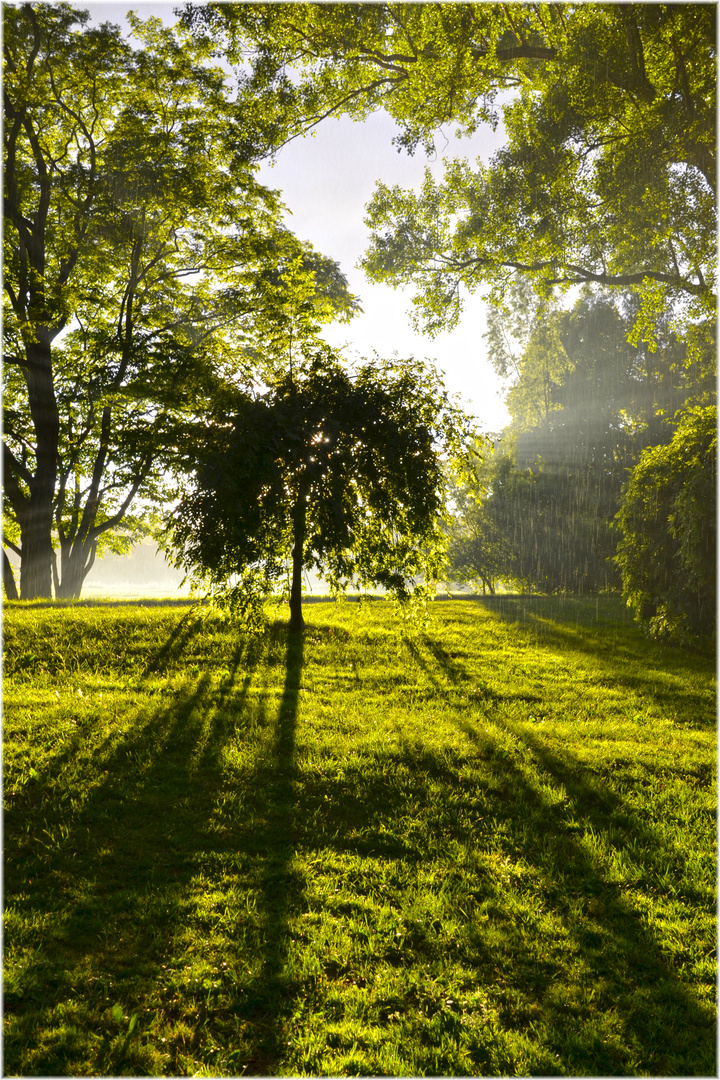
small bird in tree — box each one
[167,346,477,630]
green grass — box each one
[3,595,716,1077]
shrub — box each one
[615,405,716,647]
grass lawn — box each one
[3,595,716,1077]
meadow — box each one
[3,595,716,1077]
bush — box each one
[615,405,716,647]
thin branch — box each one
[418,252,711,298]
[88,454,154,542]
[266,73,407,151]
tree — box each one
[445,451,515,594]
[3,3,357,599]
[447,442,621,595]
[359,4,715,336]
[195,3,715,609]
[167,348,476,630]
[614,405,716,648]
[181,2,554,148]
[183,3,715,337]
[447,291,714,595]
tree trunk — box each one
[19,333,60,599]
[289,538,305,631]
[56,538,97,599]
[3,549,19,601]
[20,497,55,599]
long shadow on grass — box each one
[410,631,715,1075]
[5,611,714,1075]
[281,728,714,1073]
[229,628,305,1075]
[458,717,715,1074]
[2,622,302,1075]
[472,596,715,726]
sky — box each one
[76,1,511,432]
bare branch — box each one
[3,535,22,557]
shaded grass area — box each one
[3,596,716,1076]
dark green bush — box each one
[615,405,716,647]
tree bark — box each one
[19,332,60,599]
[19,502,55,600]
[55,538,97,599]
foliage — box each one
[4,598,716,1076]
[359,3,715,336]
[448,292,713,595]
[615,405,717,648]
[444,452,514,594]
[3,3,356,600]
[168,349,476,629]
[187,3,715,347]
[183,4,717,606]
[447,443,619,595]
[182,2,557,152]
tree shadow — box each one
[140,608,206,676]
[232,628,305,1074]
[442,596,715,727]
[238,710,714,1073]
[450,711,715,1073]
[4,610,715,1076]
[3,620,305,1077]
[394,631,715,1072]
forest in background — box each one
[447,284,715,599]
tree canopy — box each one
[3,3,356,599]
[185,3,716,336]
[167,348,476,630]
[361,4,715,334]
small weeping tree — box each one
[167,345,477,630]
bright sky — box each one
[78,1,511,432]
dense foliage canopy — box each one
[168,350,476,629]
[614,405,716,648]
[186,3,716,336]
[361,4,715,336]
[446,291,714,595]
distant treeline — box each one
[447,288,715,606]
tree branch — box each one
[88,454,154,542]
[3,535,22,558]
[3,439,33,490]
[422,252,711,299]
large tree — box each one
[184,3,715,335]
[3,3,356,599]
[361,4,715,334]
[168,348,476,630]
